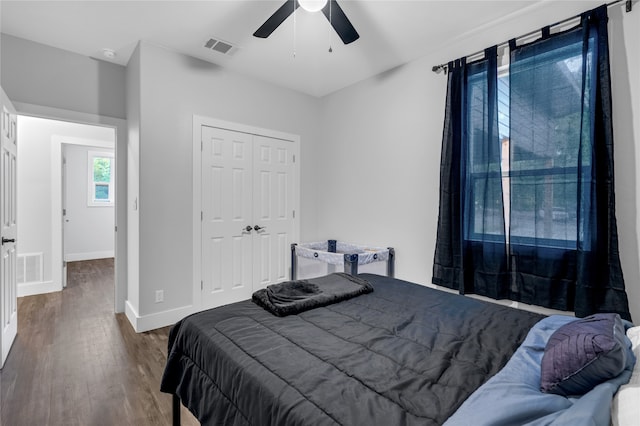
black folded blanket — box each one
[252,273,373,317]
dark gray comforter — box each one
[161,274,544,425]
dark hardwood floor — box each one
[0,259,198,426]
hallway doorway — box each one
[16,116,117,304]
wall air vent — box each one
[17,252,43,284]
[204,38,238,56]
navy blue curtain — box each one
[432,58,466,291]
[432,47,510,297]
[432,5,631,321]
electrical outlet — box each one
[155,290,164,303]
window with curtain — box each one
[432,5,631,321]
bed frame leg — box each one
[291,243,298,280]
[172,394,181,426]
[387,247,395,278]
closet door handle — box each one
[254,225,266,232]
[243,226,253,233]
[2,237,16,245]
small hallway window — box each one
[88,150,114,206]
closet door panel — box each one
[201,126,253,308]
[252,136,295,290]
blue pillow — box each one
[540,313,628,396]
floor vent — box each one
[17,253,43,284]
[204,38,238,56]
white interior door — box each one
[252,136,295,291]
[62,150,68,288]
[201,126,254,308]
[1,92,18,368]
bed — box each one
[161,274,636,425]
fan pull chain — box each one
[293,1,297,58]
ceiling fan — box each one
[254,0,359,45]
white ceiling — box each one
[0,0,605,97]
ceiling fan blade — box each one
[321,0,359,44]
[254,0,299,38]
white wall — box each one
[63,144,114,261]
[125,41,322,330]
[17,116,115,296]
[317,3,640,322]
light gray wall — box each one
[318,57,443,285]
[0,29,3,87]
[126,43,141,313]
[131,41,321,318]
[0,7,5,86]
[63,144,115,261]
[609,6,640,324]
[317,5,640,322]
[0,34,126,119]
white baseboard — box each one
[125,301,193,333]
[65,251,115,262]
[18,280,60,297]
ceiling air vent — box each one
[204,38,237,55]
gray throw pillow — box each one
[540,313,628,396]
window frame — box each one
[465,46,589,251]
[87,150,115,207]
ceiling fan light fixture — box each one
[254,0,358,44]
[298,0,327,13]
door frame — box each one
[192,115,300,312]
[14,102,127,313]
[52,136,115,292]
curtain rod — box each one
[431,0,633,74]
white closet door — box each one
[1,91,18,368]
[201,126,254,308]
[252,136,295,291]
[200,125,297,309]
